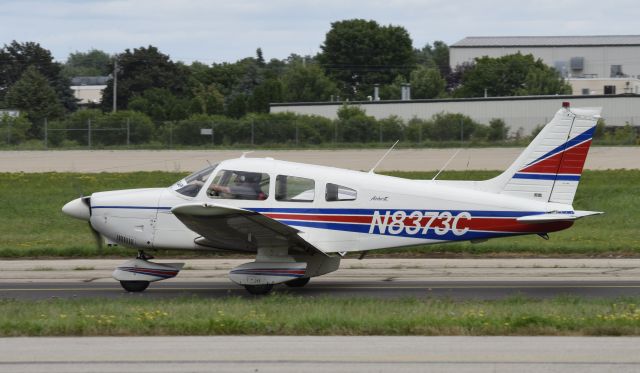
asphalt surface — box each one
[1,147,636,172]
[0,280,639,300]
[1,258,639,299]
[1,336,639,373]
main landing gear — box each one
[120,280,150,292]
[285,277,311,288]
[112,250,184,293]
[242,277,311,295]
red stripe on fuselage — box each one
[264,213,573,234]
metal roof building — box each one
[450,35,640,80]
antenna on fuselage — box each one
[240,151,254,158]
[368,140,399,174]
[432,149,461,181]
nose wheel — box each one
[244,284,274,295]
[120,280,150,292]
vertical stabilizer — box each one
[483,104,600,205]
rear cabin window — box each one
[276,175,315,202]
[326,183,357,201]
[207,170,270,200]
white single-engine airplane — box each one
[63,103,603,294]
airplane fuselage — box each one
[85,158,574,254]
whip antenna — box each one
[432,149,461,181]
[368,140,399,174]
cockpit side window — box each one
[171,164,218,197]
[325,183,357,201]
[207,170,270,200]
[275,175,315,202]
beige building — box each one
[70,76,108,105]
[450,36,640,96]
[567,77,640,95]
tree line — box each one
[1,19,577,146]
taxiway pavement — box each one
[1,147,637,173]
[1,258,638,299]
[1,336,639,373]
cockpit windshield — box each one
[171,164,218,197]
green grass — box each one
[0,295,639,336]
[0,170,638,257]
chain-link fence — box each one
[1,113,639,148]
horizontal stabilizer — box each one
[517,210,603,224]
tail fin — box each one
[485,104,601,205]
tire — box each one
[285,277,310,288]
[120,281,150,292]
[244,284,273,295]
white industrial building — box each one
[270,95,639,135]
[450,35,640,95]
[70,76,108,105]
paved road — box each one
[1,336,638,373]
[0,258,638,299]
[1,147,637,172]
[1,279,639,300]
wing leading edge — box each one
[171,202,325,255]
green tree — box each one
[431,41,450,78]
[335,104,377,142]
[0,114,31,145]
[249,78,284,112]
[63,49,111,77]
[98,110,154,145]
[0,41,77,111]
[380,74,407,100]
[319,19,415,99]
[428,113,478,141]
[410,66,446,99]
[5,66,65,137]
[226,94,248,119]
[191,82,225,115]
[487,118,510,141]
[281,63,337,102]
[454,53,572,97]
[128,88,191,122]
[101,46,190,111]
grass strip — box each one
[0,170,637,257]
[1,295,639,336]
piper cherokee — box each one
[62,103,603,295]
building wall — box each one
[568,78,640,95]
[450,46,640,78]
[271,95,640,135]
[71,85,106,105]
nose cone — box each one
[62,197,90,221]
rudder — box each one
[485,104,601,205]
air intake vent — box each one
[116,234,136,246]
[570,57,584,71]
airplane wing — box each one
[171,202,326,255]
[516,210,603,223]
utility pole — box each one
[112,59,118,113]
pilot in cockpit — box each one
[209,172,266,200]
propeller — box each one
[80,196,103,253]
